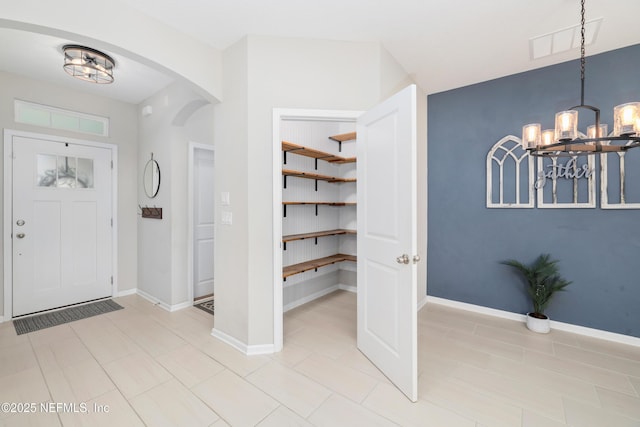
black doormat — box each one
[194,298,214,315]
[13,299,124,335]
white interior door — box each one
[357,84,418,401]
[193,147,215,299]
[12,136,112,316]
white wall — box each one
[213,35,424,348]
[380,45,416,100]
[137,82,213,308]
[212,38,250,342]
[0,70,138,314]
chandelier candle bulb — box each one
[522,123,541,149]
[614,102,640,136]
[541,129,555,146]
[555,110,578,141]
[587,124,608,144]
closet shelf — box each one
[283,254,357,279]
[283,229,356,243]
[283,169,356,183]
[328,132,356,142]
[283,201,356,206]
[328,132,356,153]
[282,201,355,216]
[282,141,355,164]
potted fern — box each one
[501,253,572,333]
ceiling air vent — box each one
[529,18,602,60]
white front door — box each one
[357,84,418,401]
[12,135,113,316]
[193,147,215,299]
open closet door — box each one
[357,84,418,402]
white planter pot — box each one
[526,313,550,333]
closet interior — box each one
[280,119,357,312]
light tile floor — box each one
[0,290,639,426]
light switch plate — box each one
[221,211,232,225]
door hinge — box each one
[110,276,113,285]
[110,218,113,227]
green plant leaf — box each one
[500,253,572,315]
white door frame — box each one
[3,129,118,320]
[187,142,215,304]
[272,108,363,352]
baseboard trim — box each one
[211,328,275,355]
[116,288,137,297]
[417,296,428,311]
[136,289,170,311]
[283,285,340,312]
[426,296,640,347]
[246,343,277,355]
[546,319,640,347]
[338,284,357,293]
[170,301,194,312]
[426,296,525,322]
[136,289,192,313]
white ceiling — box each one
[0,28,173,104]
[2,0,639,104]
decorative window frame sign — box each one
[486,135,598,209]
[486,135,535,208]
[535,154,596,208]
[487,135,640,209]
[601,139,640,209]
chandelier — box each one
[62,45,115,84]
[522,0,640,157]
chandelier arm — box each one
[570,104,601,138]
[527,137,640,156]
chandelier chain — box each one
[580,0,586,105]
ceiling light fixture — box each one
[522,0,640,157]
[63,45,115,84]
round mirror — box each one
[143,157,161,198]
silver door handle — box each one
[413,254,421,264]
[16,233,25,239]
[396,254,410,264]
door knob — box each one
[396,254,410,264]
[16,233,25,239]
[413,254,421,264]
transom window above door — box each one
[14,100,109,137]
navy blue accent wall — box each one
[427,44,640,338]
